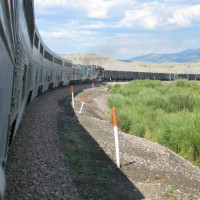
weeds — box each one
[108,79,200,167]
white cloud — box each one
[167,5,200,27]
[120,9,159,29]
[40,29,95,40]
[34,0,70,7]
[34,0,200,59]
[35,0,134,18]
[118,2,163,29]
[39,30,72,39]
[83,0,134,18]
[82,22,107,29]
[118,2,200,29]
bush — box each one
[176,79,190,87]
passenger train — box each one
[0,0,199,198]
[0,1,104,198]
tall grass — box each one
[108,80,200,167]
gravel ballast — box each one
[73,84,200,199]
[5,86,86,200]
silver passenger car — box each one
[0,1,102,196]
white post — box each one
[114,126,120,168]
[112,107,120,168]
[70,85,74,108]
[79,94,87,114]
[72,92,74,108]
[79,102,84,114]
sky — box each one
[34,0,200,59]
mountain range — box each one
[124,48,200,63]
[62,53,200,74]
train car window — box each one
[34,33,39,49]
[44,51,53,61]
[40,44,44,55]
[64,62,72,67]
[23,0,34,46]
[54,58,63,65]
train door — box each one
[27,64,33,103]
[22,65,27,100]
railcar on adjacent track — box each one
[104,70,200,81]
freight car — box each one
[104,70,199,82]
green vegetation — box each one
[90,171,111,179]
[108,80,200,167]
[165,185,174,194]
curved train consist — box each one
[0,1,103,197]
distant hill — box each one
[124,48,200,63]
[61,53,200,74]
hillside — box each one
[124,48,200,63]
[61,53,200,74]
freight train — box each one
[103,70,199,81]
[0,1,104,198]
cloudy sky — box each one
[34,0,200,59]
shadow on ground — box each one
[58,88,145,200]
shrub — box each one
[176,79,190,87]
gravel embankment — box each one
[5,85,89,200]
[57,87,144,200]
[73,85,200,200]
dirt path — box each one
[66,83,200,200]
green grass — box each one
[90,171,110,179]
[108,80,200,167]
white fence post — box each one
[79,94,87,114]
[70,85,74,108]
[112,107,120,168]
